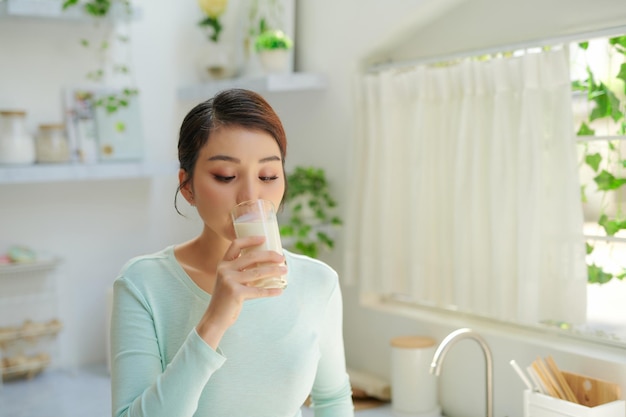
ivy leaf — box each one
[586,242,594,255]
[598,214,626,236]
[585,152,602,172]
[588,264,613,284]
[577,122,595,136]
[609,36,626,52]
[589,83,623,122]
[578,41,589,50]
[593,169,626,191]
[617,63,626,95]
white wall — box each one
[2,1,626,417]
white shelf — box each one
[0,258,60,275]
[0,0,140,21]
[178,72,328,100]
[0,161,178,184]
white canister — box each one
[36,124,70,163]
[390,336,440,416]
[0,110,36,165]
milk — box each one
[233,218,286,289]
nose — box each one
[236,175,260,204]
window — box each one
[571,35,626,343]
[350,30,626,352]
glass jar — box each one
[0,110,36,165]
[35,124,70,163]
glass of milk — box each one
[230,199,287,289]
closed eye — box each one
[260,176,279,182]
[214,175,235,182]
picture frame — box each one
[63,86,144,163]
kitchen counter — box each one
[302,403,394,416]
[303,403,446,417]
[1,365,399,417]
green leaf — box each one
[254,30,293,52]
[593,169,626,191]
[317,231,334,248]
[62,0,79,10]
[586,242,594,255]
[578,41,589,50]
[571,80,587,92]
[609,36,626,50]
[576,122,595,136]
[279,225,294,236]
[585,153,602,172]
[617,63,626,95]
[198,16,222,42]
[598,214,626,236]
[588,264,613,284]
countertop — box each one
[303,402,444,417]
[0,365,402,417]
[302,403,394,416]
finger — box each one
[223,236,266,261]
[245,285,283,299]
[239,264,287,285]
[232,250,285,271]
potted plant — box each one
[279,166,342,259]
[254,29,293,73]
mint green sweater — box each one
[110,246,354,417]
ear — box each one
[178,169,194,205]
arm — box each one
[110,278,225,417]
[310,281,355,417]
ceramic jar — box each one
[0,110,36,165]
[35,124,70,163]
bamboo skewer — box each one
[545,355,579,404]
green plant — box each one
[62,0,138,118]
[573,35,626,284]
[254,29,293,52]
[197,0,229,42]
[279,167,342,258]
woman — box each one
[110,89,354,417]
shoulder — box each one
[115,246,174,287]
[284,250,337,277]
[284,250,339,293]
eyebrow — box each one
[207,155,281,163]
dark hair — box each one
[175,88,288,215]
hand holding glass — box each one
[231,199,287,289]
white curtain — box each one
[345,48,588,325]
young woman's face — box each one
[184,125,285,241]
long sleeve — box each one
[110,247,352,417]
[309,280,354,417]
[110,277,226,417]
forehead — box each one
[203,126,281,157]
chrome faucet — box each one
[430,328,494,417]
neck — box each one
[175,228,231,293]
